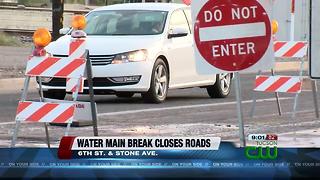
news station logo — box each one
[245,134,278,160]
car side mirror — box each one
[168,27,189,39]
[59,27,71,35]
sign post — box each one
[191,0,274,147]
[309,0,320,79]
[234,72,246,147]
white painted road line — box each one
[0,97,295,125]
[199,22,266,42]
[97,97,294,117]
[0,122,17,125]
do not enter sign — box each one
[192,0,274,73]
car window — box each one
[84,10,168,35]
[169,9,190,34]
[183,9,192,33]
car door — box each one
[182,8,217,84]
[164,9,195,88]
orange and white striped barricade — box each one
[254,76,302,93]
[11,35,99,148]
[250,41,319,120]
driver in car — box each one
[152,21,162,33]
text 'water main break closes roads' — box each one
[194,0,272,71]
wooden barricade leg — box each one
[11,77,30,147]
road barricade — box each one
[11,36,99,148]
[254,75,302,93]
[250,41,319,121]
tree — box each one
[52,0,64,41]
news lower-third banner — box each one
[0,136,319,179]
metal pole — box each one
[85,50,99,136]
[38,77,51,148]
[44,124,51,148]
[271,69,282,116]
[234,72,246,147]
[290,0,295,41]
[11,123,20,148]
[65,77,81,136]
[21,77,30,101]
[11,77,31,147]
[291,93,299,139]
[291,59,305,139]
[308,1,319,118]
[312,80,319,118]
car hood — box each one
[46,35,162,55]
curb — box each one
[0,62,307,92]
[274,61,308,72]
[0,78,37,92]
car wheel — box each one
[115,92,135,98]
[43,90,66,100]
[142,58,169,103]
[206,73,231,98]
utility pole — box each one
[52,0,64,41]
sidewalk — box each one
[276,128,320,147]
[0,77,37,93]
[0,46,30,78]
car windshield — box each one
[84,10,168,35]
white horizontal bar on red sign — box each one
[199,22,266,42]
[274,41,308,58]
[254,75,302,93]
[15,101,75,123]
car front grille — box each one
[90,55,115,66]
[53,54,115,66]
[40,77,139,87]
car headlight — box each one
[112,50,148,64]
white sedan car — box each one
[44,3,232,103]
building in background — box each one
[0,0,313,42]
[272,0,309,41]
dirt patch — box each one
[0,67,25,78]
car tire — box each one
[142,58,169,103]
[43,90,66,100]
[206,73,231,98]
[115,92,135,98]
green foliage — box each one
[0,32,22,46]
[18,0,50,6]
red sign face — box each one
[194,0,271,71]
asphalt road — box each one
[0,72,320,147]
